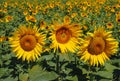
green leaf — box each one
[105,63,120,72]
[0,77,17,81]
[47,61,56,66]
[81,68,88,74]
[0,68,8,77]
[19,73,29,81]
[59,53,69,61]
[29,65,42,75]
[59,53,74,61]
[66,76,78,81]
[29,65,58,81]
[111,59,120,64]
[42,54,54,61]
[99,79,111,81]
[93,63,120,79]
[94,71,113,79]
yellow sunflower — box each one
[79,27,118,66]
[106,22,113,29]
[0,36,7,42]
[25,15,37,22]
[9,25,45,62]
[49,16,82,54]
[116,11,120,24]
[5,15,13,22]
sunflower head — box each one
[116,12,120,24]
[5,15,13,22]
[25,15,36,22]
[79,27,118,66]
[88,37,105,55]
[0,36,7,42]
[106,22,113,29]
[55,26,71,44]
[49,16,82,54]
[9,25,45,62]
[20,35,37,51]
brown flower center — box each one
[56,27,71,44]
[117,18,120,22]
[88,37,105,55]
[20,35,37,51]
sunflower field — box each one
[0,0,120,81]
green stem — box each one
[87,66,91,80]
[74,54,77,66]
[55,52,60,81]
[56,54,60,74]
[87,66,95,81]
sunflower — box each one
[49,16,82,54]
[25,15,37,22]
[106,22,113,29]
[9,25,45,62]
[116,11,120,24]
[5,15,13,22]
[23,10,28,15]
[0,36,7,42]
[79,27,118,66]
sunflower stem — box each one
[74,54,77,66]
[55,52,61,81]
[86,66,91,80]
[87,66,95,81]
[56,54,60,74]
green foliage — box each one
[29,65,58,81]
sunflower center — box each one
[20,35,37,51]
[117,19,120,22]
[88,37,105,55]
[56,27,71,44]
